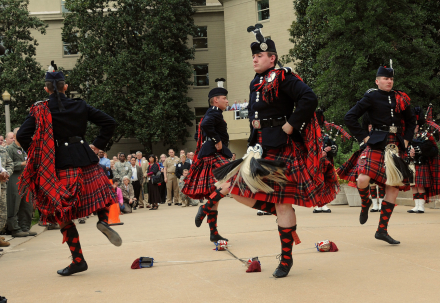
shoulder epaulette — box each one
[33,99,48,106]
[365,88,378,94]
[280,67,292,74]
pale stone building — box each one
[27,0,296,158]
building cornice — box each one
[194,5,224,13]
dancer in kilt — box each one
[212,24,339,278]
[182,81,232,242]
[338,65,416,245]
[16,71,121,276]
[407,106,440,214]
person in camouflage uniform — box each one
[178,169,198,207]
[6,128,35,237]
[0,145,13,248]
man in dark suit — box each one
[17,71,121,276]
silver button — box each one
[257,92,260,95]
[80,140,84,144]
[65,142,68,146]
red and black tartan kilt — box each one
[337,134,409,190]
[414,163,432,187]
[230,131,339,207]
[37,163,116,223]
[182,153,230,199]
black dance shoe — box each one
[359,209,369,225]
[97,221,122,247]
[195,205,206,227]
[210,233,228,242]
[375,232,400,244]
[57,261,88,276]
[272,259,293,278]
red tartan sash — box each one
[193,117,204,162]
[394,90,410,113]
[18,102,83,222]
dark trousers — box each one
[132,180,141,202]
[7,196,33,232]
[159,173,167,202]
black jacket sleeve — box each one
[87,104,117,150]
[151,163,159,174]
[402,106,416,142]
[280,74,318,130]
[344,94,372,142]
[16,115,36,152]
[200,111,221,143]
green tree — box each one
[288,0,440,125]
[0,0,48,134]
[285,0,326,89]
[62,0,196,152]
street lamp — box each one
[2,91,11,134]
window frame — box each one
[256,0,270,22]
[193,26,208,49]
[193,64,209,87]
[62,34,79,57]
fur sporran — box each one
[384,144,411,186]
[213,144,287,194]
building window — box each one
[195,107,209,125]
[192,0,206,6]
[193,26,208,49]
[257,0,270,21]
[63,34,78,56]
[193,64,209,87]
[61,0,70,13]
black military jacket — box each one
[345,89,415,150]
[248,67,318,149]
[196,106,232,159]
[16,93,116,169]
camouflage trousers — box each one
[179,192,198,207]
[0,188,6,232]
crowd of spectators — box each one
[0,136,215,250]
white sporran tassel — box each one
[384,144,404,186]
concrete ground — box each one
[1,199,440,303]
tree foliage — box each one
[288,0,440,125]
[0,0,48,134]
[62,0,196,151]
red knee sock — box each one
[252,200,277,215]
[358,186,372,213]
[370,187,378,200]
[278,225,301,266]
[377,201,395,234]
[378,186,385,199]
[207,211,220,236]
[97,207,110,224]
[60,223,84,266]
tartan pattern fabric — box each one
[230,131,339,207]
[394,90,410,113]
[337,134,409,190]
[414,163,432,187]
[182,153,230,199]
[61,222,84,265]
[426,154,440,202]
[18,101,116,224]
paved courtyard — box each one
[1,198,440,303]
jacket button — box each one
[65,142,68,146]
[80,140,84,144]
